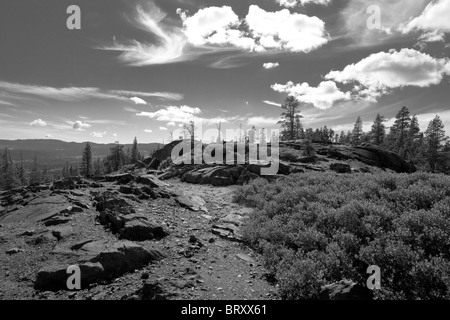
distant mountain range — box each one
[0,139,163,167]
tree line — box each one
[278,96,450,173]
[0,137,147,191]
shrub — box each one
[234,172,450,300]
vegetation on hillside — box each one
[233,172,450,300]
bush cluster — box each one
[233,172,450,300]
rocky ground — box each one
[0,175,277,300]
[0,141,413,300]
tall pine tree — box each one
[80,142,93,177]
[352,116,364,146]
[131,137,139,164]
[424,116,448,172]
[370,113,386,145]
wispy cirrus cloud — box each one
[0,81,184,103]
[263,100,282,107]
[98,2,193,66]
[111,90,184,101]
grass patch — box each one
[233,172,450,300]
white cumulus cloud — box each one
[325,48,450,101]
[73,121,92,131]
[402,0,450,42]
[263,62,280,69]
[272,81,351,110]
[30,119,47,127]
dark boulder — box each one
[330,163,352,174]
[319,280,373,300]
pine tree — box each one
[424,116,448,172]
[389,106,411,155]
[278,96,301,141]
[339,131,346,144]
[94,158,104,177]
[405,115,422,160]
[17,151,26,186]
[80,142,93,177]
[370,113,386,145]
[352,116,364,146]
[29,155,40,186]
[131,137,139,164]
[1,147,19,190]
[107,143,125,172]
[294,115,304,139]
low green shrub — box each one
[233,172,450,300]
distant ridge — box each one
[0,139,163,166]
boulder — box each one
[330,163,352,174]
[44,216,72,227]
[98,209,168,241]
[6,247,24,255]
[34,262,104,291]
[319,280,373,300]
[119,216,168,241]
[136,175,169,188]
[89,240,165,279]
[175,193,208,212]
[119,186,135,195]
[211,223,243,242]
[53,179,76,190]
[35,240,165,291]
[105,173,135,185]
[147,158,161,170]
[51,226,74,241]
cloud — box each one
[179,5,329,53]
[130,97,147,105]
[0,82,102,102]
[247,116,281,127]
[263,100,282,107]
[159,126,168,131]
[0,81,184,102]
[99,2,190,66]
[73,121,92,131]
[112,90,184,101]
[167,121,176,126]
[271,80,351,110]
[326,48,450,101]
[30,119,47,127]
[245,5,329,53]
[144,129,153,133]
[338,0,429,46]
[137,105,202,124]
[276,0,332,8]
[91,131,107,138]
[0,99,15,106]
[402,0,450,42]
[263,62,280,69]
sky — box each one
[0,0,449,143]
